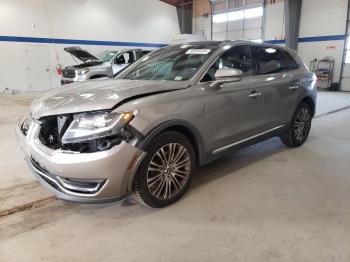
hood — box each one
[64,46,101,62]
[30,79,190,119]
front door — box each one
[198,45,263,153]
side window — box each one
[283,51,299,70]
[114,54,125,64]
[126,52,135,63]
[115,53,133,64]
[202,45,257,82]
[253,46,288,75]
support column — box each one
[177,2,193,34]
[284,0,302,50]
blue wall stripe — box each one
[298,34,346,42]
[0,35,167,48]
[265,39,285,44]
[265,34,346,44]
[0,34,346,47]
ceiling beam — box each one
[160,0,193,7]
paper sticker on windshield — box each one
[174,76,183,81]
[186,49,211,55]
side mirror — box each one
[209,68,243,89]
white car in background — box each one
[61,47,151,85]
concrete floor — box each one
[0,91,350,261]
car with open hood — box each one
[17,41,317,207]
[61,46,150,85]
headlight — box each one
[62,111,134,144]
[19,114,33,136]
[76,68,89,76]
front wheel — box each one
[280,101,312,147]
[133,131,196,208]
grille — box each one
[62,69,76,78]
[39,115,73,150]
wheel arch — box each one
[301,96,316,117]
[136,120,205,167]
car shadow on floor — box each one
[191,137,287,190]
[40,138,289,212]
[98,137,288,208]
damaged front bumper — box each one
[16,117,146,203]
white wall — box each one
[254,0,348,87]
[193,15,211,40]
[298,0,348,85]
[0,0,180,92]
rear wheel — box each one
[133,131,195,208]
[280,101,312,147]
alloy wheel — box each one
[146,143,191,200]
[294,107,311,142]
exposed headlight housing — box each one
[76,68,89,76]
[19,114,33,136]
[62,111,135,144]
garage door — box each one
[340,7,350,91]
[211,0,265,41]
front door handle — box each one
[248,91,262,98]
[289,85,299,90]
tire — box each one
[280,101,312,147]
[133,131,196,208]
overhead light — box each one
[265,48,277,54]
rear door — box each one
[198,45,264,153]
[251,46,301,131]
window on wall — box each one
[211,0,265,41]
[345,38,350,63]
[212,6,263,23]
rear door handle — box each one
[248,91,262,98]
[289,85,299,90]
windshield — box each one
[97,51,120,62]
[118,46,217,81]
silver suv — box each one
[17,41,317,208]
[61,47,150,85]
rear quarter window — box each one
[283,51,300,70]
